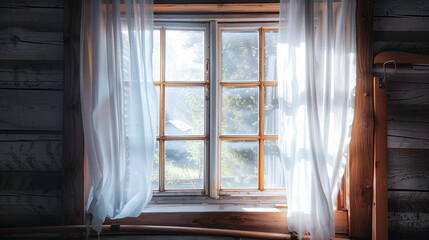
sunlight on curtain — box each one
[277,0,356,239]
[80,0,156,234]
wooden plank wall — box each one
[373,0,429,239]
[0,0,64,227]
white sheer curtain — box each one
[277,0,356,239]
[80,0,156,234]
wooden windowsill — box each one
[104,204,349,235]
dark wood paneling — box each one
[0,138,62,171]
[0,215,61,228]
[0,61,63,90]
[0,6,63,24]
[63,0,84,226]
[0,172,61,197]
[0,90,62,131]
[373,0,429,16]
[374,42,429,56]
[388,149,429,191]
[386,73,429,105]
[374,16,429,31]
[0,27,63,61]
[388,191,429,239]
[387,105,429,149]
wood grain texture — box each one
[372,77,388,240]
[0,61,63,90]
[387,104,429,149]
[0,89,62,131]
[373,16,429,31]
[347,0,373,237]
[388,149,429,191]
[62,0,84,226]
[0,6,63,24]
[0,27,63,61]
[0,215,61,228]
[0,171,61,227]
[0,139,62,171]
[388,191,429,239]
[386,73,429,105]
[373,0,429,16]
[0,172,61,197]
[374,42,429,57]
[106,210,348,235]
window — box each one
[151,22,285,200]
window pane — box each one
[264,31,278,81]
[165,87,204,135]
[221,140,258,188]
[222,31,259,82]
[264,140,285,188]
[151,141,159,190]
[264,86,278,135]
[221,87,259,135]
[165,30,204,82]
[165,141,204,190]
[153,29,160,82]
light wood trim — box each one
[374,51,429,65]
[220,82,260,87]
[348,0,373,237]
[153,3,280,14]
[63,0,85,226]
[372,77,388,240]
[258,28,265,191]
[154,82,208,87]
[157,135,208,141]
[159,27,166,192]
[220,135,278,141]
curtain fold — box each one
[277,0,356,239]
[80,0,156,234]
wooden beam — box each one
[372,77,388,240]
[62,0,85,225]
[347,0,373,237]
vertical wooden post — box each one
[347,0,373,237]
[372,77,388,240]
[63,0,85,225]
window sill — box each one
[105,203,348,235]
[142,203,287,213]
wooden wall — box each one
[0,0,64,227]
[373,0,429,239]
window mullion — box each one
[258,27,265,191]
[159,26,166,192]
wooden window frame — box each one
[63,1,373,238]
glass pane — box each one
[165,30,204,82]
[264,86,278,135]
[222,31,259,82]
[221,140,258,188]
[264,31,278,81]
[221,87,259,135]
[165,87,204,135]
[151,141,160,190]
[165,141,204,190]
[264,140,285,188]
[153,29,160,82]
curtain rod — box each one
[0,225,300,240]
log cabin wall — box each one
[0,0,64,227]
[373,0,429,239]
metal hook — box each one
[379,60,397,89]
